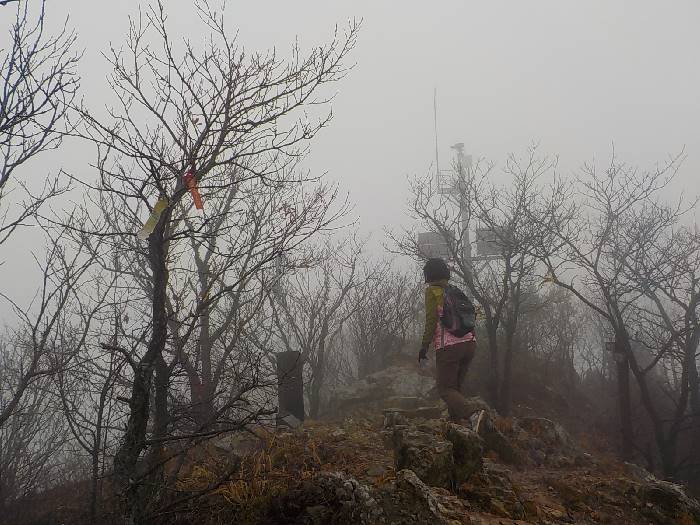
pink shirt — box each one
[433,303,476,350]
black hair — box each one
[423,257,450,283]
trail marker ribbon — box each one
[183,169,204,210]
[137,197,169,240]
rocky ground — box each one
[9,363,699,524]
[176,364,700,524]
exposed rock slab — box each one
[640,479,700,525]
[444,423,484,483]
[268,471,382,525]
[393,426,455,489]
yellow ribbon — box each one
[137,197,169,240]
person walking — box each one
[419,257,478,424]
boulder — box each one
[478,415,521,465]
[516,417,575,451]
[393,427,454,489]
[639,479,700,525]
[462,461,525,520]
[444,423,483,483]
[624,461,655,483]
[269,471,382,525]
[515,416,583,466]
[279,414,303,429]
[378,469,452,525]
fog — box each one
[3,0,698,316]
[2,1,700,522]
[15,0,700,230]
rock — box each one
[376,468,468,524]
[390,469,452,525]
[639,479,700,525]
[477,414,521,465]
[463,461,525,520]
[415,418,448,435]
[382,406,444,423]
[444,423,483,483]
[279,414,303,429]
[624,461,655,483]
[545,476,586,509]
[328,365,435,417]
[269,471,382,525]
[516,417,575,450]
[393,427,454,489]
[515,417,582,466]
[305,504,329,525]
[488,498,511,517]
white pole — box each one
[434,88,440,189]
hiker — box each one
[419,257,478,424]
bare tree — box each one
[532,150,698,476]
[267,236,368,418]
[0,226,108,515]
[392,146,560,415]
[0,4,82,501]
[519,285,585,393]
[0,340,68,513]
[615,199,700,479]
[0,229,102,427]
[56,2,357,521]
[161,166,344,431]
[345,268,421,378]
[55,306,130,523]
[0,0,79,245]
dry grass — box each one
[175,418,394,523]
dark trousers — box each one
[435,341,476,421]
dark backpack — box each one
[440,284,476,337]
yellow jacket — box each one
[420,279,448,350]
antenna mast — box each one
[433,88,440,186]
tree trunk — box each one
[146,354,169,486]
[113,222,170,525]
[500,330,516,417]
[90,422,101,522]
[309,368,324,419]
[623,333,678,478]
[659,438,678,481]
[90,375,111,523]
[188,376,214,429]
[487,324,500,409]
[687,330,700,481]
[614,336,634,461]
[198,301,215,428]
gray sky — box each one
[2,0,700,315]
[49,0,700,226]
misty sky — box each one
[2,0,700,316]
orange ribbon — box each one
[183,170,203,210]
